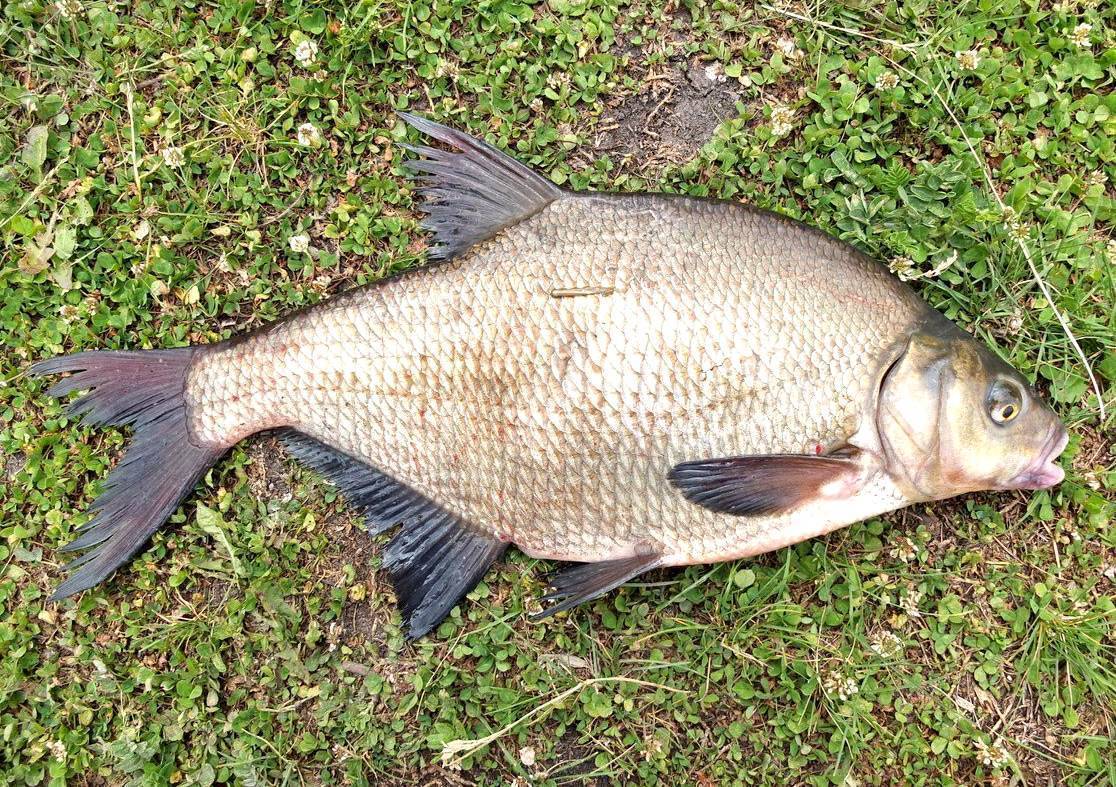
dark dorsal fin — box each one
[399,112,563,260]
[667,454,861,517]
[532,552,662,620]
[280,430,507,638]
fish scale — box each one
[33,113,1066,637]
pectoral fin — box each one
[668,454,861,516]
[532,552,662,619]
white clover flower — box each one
[529,97,544,114]
[1005,310,1024,335]
[974,738,1013,770]
[893,536,917,562]
[770,105,796,137]
[55,0,81,18]
[1032,129,1049,150]
[162,146,185,168]
[1070,23,1092,48]
[518,746,536,766]
[546,71,571,91]
[704,62,727,83]
[902,588,923,617]
[876,71,899,90]
[296,122,321,146]
[1084,170,1106,188]
[47,740,66,761]
[822,670,859,701]
[869,631,904,658]
[288,233,311,253]
[59,304,79,322]
[889,256,916,281]
[775,37,803,61]
[957,50,981,70]
[294,39,318,67]
[1106,238,1116,265]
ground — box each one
[1,0,1114,784]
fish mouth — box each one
[1003,424,1069,490]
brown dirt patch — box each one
[581,58,741,174]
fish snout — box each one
[1002,423,1069,490]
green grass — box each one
[2,0,1115,784]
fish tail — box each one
[29,348,225,600]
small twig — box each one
[440,676,686,766]
[122,83,143,202]
[260,184,310,227]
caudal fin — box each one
[30,349,224,600]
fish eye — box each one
[988,380,1023,425]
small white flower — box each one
[162,146,185,168]
[59,304,80,322]
[55,0,81,18]
[704,63,727,83]
[822,670,859,701]
[1004,310,1024,335]
[1083,170,1106,188]
[902,588,923,617]
[546,71,571,91]
[770,105,796,137]
[1070,23,1092,48]
[893,536,917,562]
[889,256,916,281]
[957,50,981,70]
[1106,239,1116,265]
[288,234,311,253]
[868,631,904,658]
[518,746,536,766]
[974,738,1013,770]
[47,740,66,761]
[294,39,319,67]
[876,71,899,90]
[296,122,321,147]
[1032,129,1049,150]
[775,37,803,61]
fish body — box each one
[188,194,923,564]
[33,114,1068,637]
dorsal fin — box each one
[399,112,563,260]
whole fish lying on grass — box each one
[32,113,1068,638]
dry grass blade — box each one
[440,676,686,767]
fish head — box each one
[876,323,1068,502]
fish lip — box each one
[1003,424,1069,490]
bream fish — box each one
[32,114,1069,637]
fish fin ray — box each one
[667,454,860,516]
[279,429,426,536]
[399,112,562,260]
[532,552,662,620]
[30,349,224,599]
[279,430,507,638]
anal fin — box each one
[533,552,662,620]
[280,430,506,638]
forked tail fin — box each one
[29,349,225,600]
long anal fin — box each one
[399,112,563,260]
[668,454,861,517]
[533,552,662,620]
[280,430,507,638]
